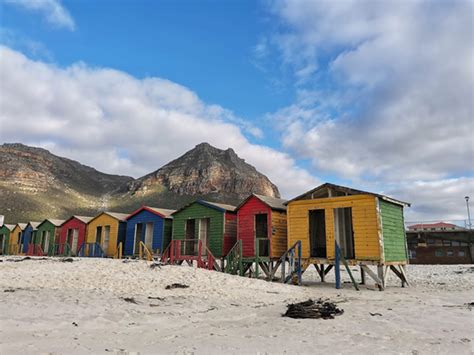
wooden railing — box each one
[27,244,45,256]
[78,243,104,258]
[138,241,153,261]
[51,243,71,257]
[114,242,123,259]
[224,240,243,275]
[280,240,302,285]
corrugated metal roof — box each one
[103,212,129,221]
[16,223,27,230]
[73,216,94,224]
[253,194,287,211]
[146,207,176,218]
[201,200,237,212]
[285,182,410,207]
[2,224,16,231]
[28,221,41,230]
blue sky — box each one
[0,0,472,221]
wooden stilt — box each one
[377,265,385,290]
[361,265,384,291]
[360,265,366,285]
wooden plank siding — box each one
[287,195,381,261]
[0,225,11,254]
[271,210,287,258]
[223,213,237,256]
[380,199,408,262]
[35,221,60,252]
[9,225,23,254]
[172,202,225,257]
[163,219,173,252]
[86,214,124,257]
[58,217,88,255]
[124,210,166,255]
[237,196,272,257]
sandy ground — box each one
[0,257,472,354]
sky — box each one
[0,0,472,222]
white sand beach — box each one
[0,257,472,354]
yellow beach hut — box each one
[86,212,128,257]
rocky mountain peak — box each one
[128,143,280,199]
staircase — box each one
[161,240,217,270]
[77,243,104,258]
[224,240,243,275]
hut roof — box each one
[61,216,94,226]
[126,206,176,220]
[1,224,16,231]
[102,212,129,221]
[172,200,237,215]
[285,182,410,207]
[16,223,27,230]
[38,219,66,228]
[27,221,41,230]
[237,194,287,211]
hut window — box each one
[133,223,144,254]
[451,241,460,246]
[309,209,326,258]
[435,249,443,257]
[458,251,465,257]
[408,249,416,258]
[333,207,355,259]
[446,250,454,257]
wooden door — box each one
[43,231,50,253]
[103,226,110,254]
[198,218,210,255]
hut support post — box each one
[335,241,341,289]
[361,265,384,291]
[360,265,366,285]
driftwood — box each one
[283,299,344,319]
[121,297,139,304]
[165,283,189,290]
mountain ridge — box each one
[0,142,280,222]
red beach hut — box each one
[59,216,93,256]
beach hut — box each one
[124,207,175,257]
[171,200,237,259]
[58,216,93,256]
[86,212,128,257]
[9,223,26,255]
[34,219,65,255]
[0,224,15,255]
[236,194,288,260]
[286,183,410,289]
[22,222,41,253]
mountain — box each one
[128,143,280,198]
[0,142,280,222]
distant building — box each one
[407,222,466,232]
[406,224,473,264]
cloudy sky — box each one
[0,0,472,222]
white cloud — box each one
[262,0,474,219]
[5,0,75,31]
[0,45,318,198]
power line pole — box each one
[465,196,472,230]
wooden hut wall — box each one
[35,221,60,254]
[287,194,381,261]
[379,199,408,262]
[0,225,10,254]
[86,214,125,257]
[9,226,23,254]
[163,219,173,252]
[22,224,36,253]
[237,196,272,257]
[124,210,165,255]
[223,212,237,256]
[270,209,287,258]
[172,203,225,257]
[59,218,88,255]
